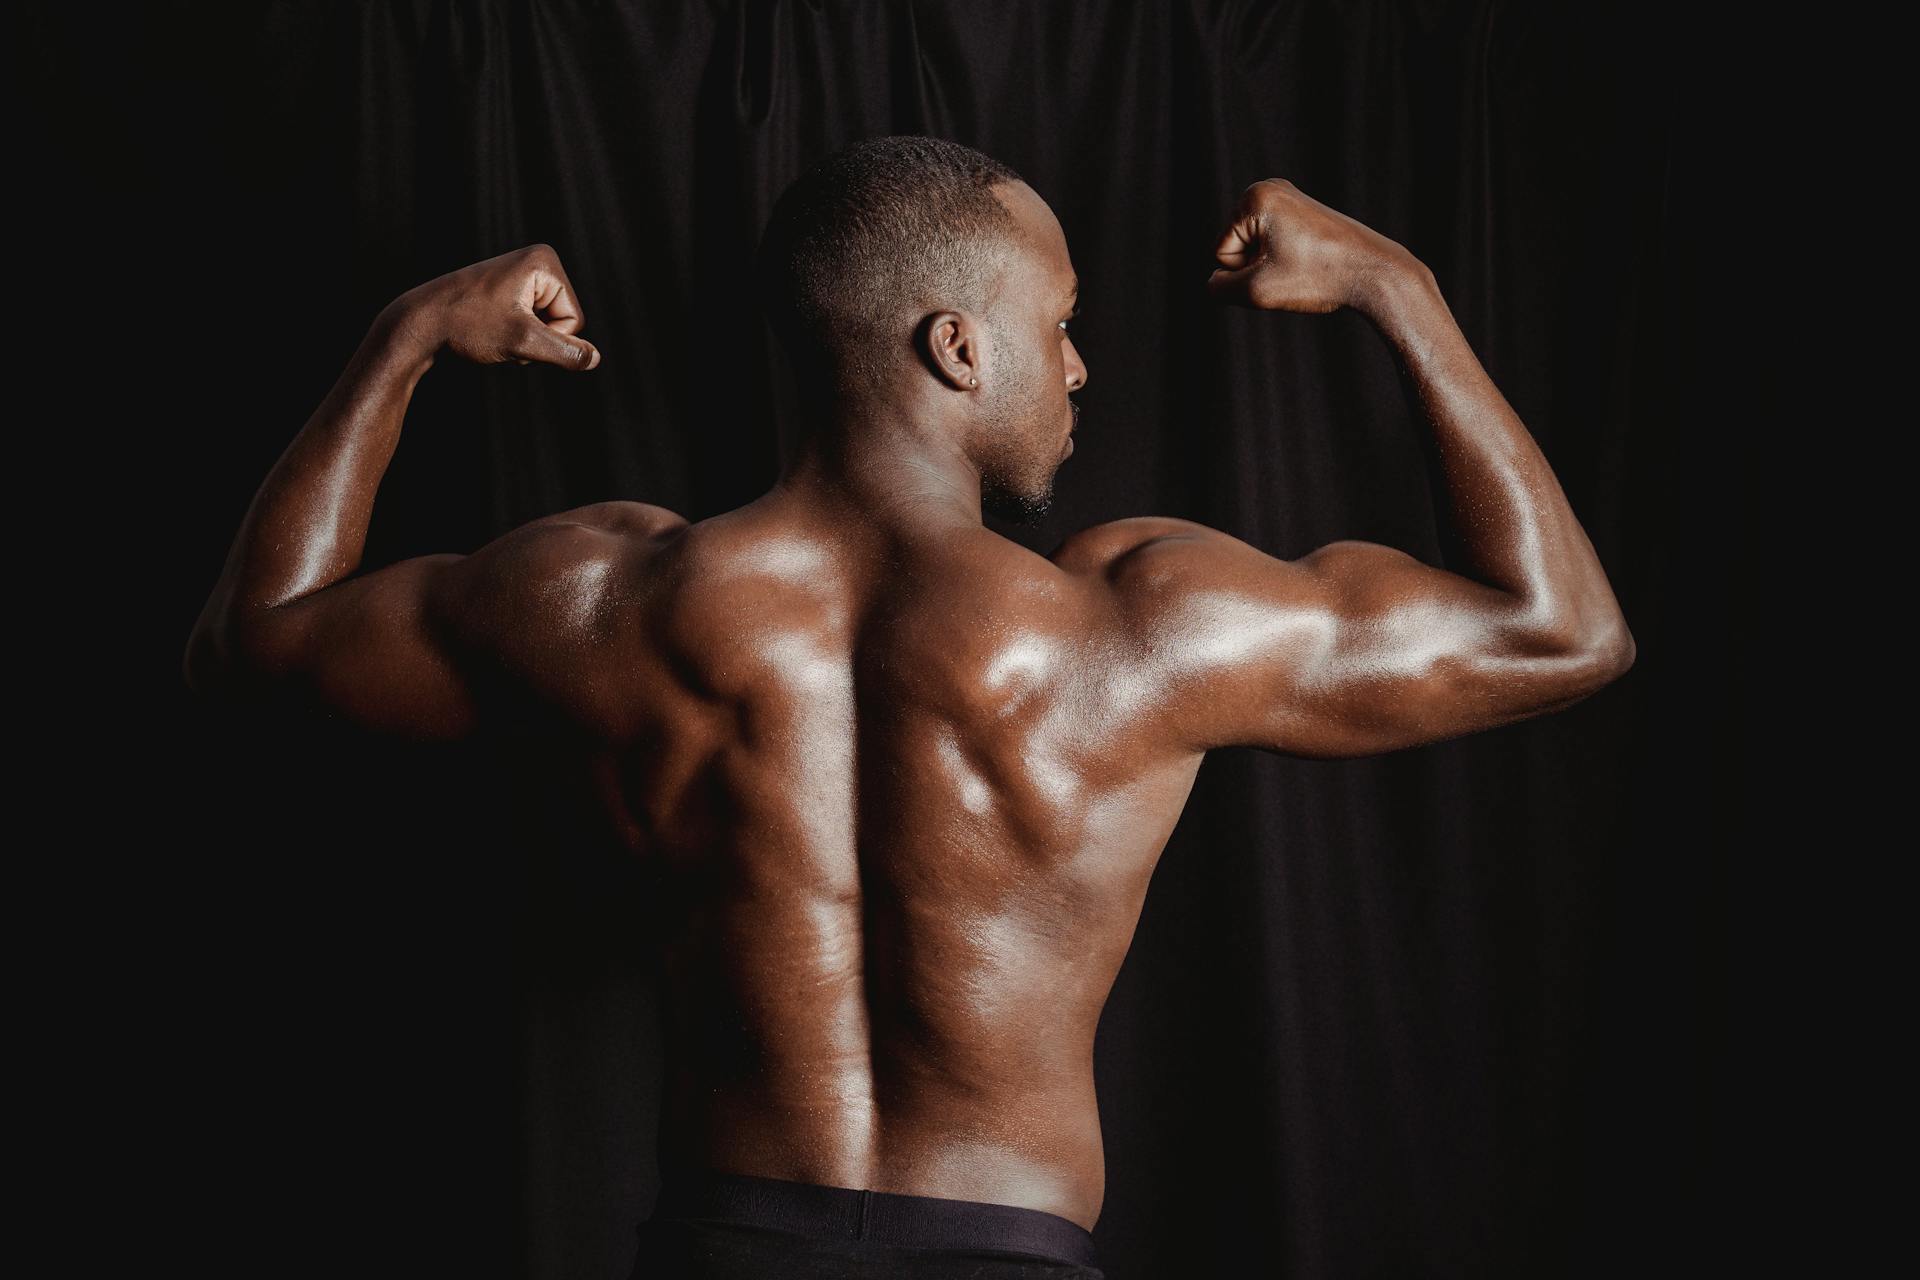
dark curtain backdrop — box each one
[35,2,1730,1278]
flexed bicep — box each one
[197,551,478,739]
[1098,521,1632,758]
[193,507,680,743]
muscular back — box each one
[193,469,1629,1231]
[191,468,1630,1234]
[186,207,1634,1239]
[592,496,1206,1227]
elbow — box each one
[1520,600,1635,688]
[1607,623,1637,677]
[182,605,277,700]
[1568,619,1636,695]
[181,624,228,698]
[1496,616,1634,713]
[183,588,232,698]
[1589,611,1636,681]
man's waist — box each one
[647,1164,1101,1264]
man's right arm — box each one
[1064,180,1633,759]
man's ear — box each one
[920,310,982,391]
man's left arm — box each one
[182,244,681,740]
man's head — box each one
[755,135,1088,524]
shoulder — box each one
[1048,517,1277,599]
[487,500,692,587]
[1047,519,1248,647]
[436,501,690,636]
[1048,517,1337,646]
[1047,517,1221,575]
[422,504,695,734]
[527,499,689,541]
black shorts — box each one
[630,1168,1106,1279]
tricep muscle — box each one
[213,509,668,742]
[1101,522,1619,758]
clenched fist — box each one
[392,243,602,370]
[1205,178,1415,314]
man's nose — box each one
[1066,342,1088,392]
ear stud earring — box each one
[969,377,978,386]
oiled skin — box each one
[619,502,1213,1223]
[183,179,1634,1231]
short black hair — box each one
[754,134,1027,399]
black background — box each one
[29,3,1737,1277]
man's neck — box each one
[775,408,986,537]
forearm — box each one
[186,296,439,675]
[1359,259,1632,656]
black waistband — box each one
[648,1168,1099,1266]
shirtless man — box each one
[183,136,1633,1279]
